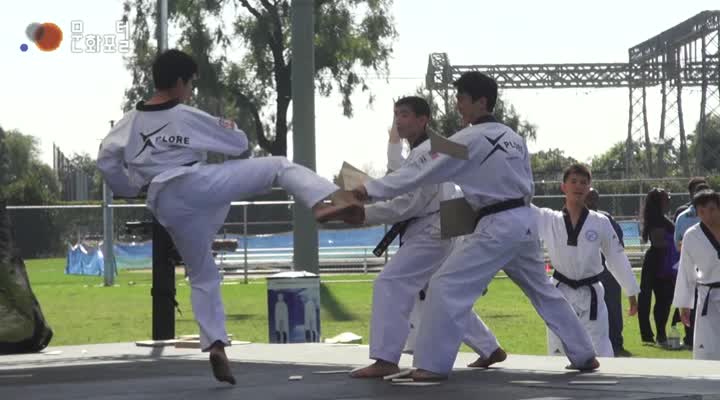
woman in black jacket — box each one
[638,188,679,345]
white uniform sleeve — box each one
[96,114,142,197]
[530,205,554,242]
[365,131,475,200]
[673,234,697,309]
[364,184,438,225]
[386,141,405,173]
[600,217,641,296]
[179,107,249,156]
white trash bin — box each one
[267,271,321,343]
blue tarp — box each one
[115,241,152,270]
[65,244,105,276]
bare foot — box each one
[209,347,236,385]
[350,360,400,378]
[409,368,448,381]
[467,347,507,368]
[565,357,600,372]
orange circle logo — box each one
[25,22,63,51]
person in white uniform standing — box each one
[351,72,599,381]
[350,96,507,378]
[673,189,720,360]
[96,49,362,385]
[534,164,640,358]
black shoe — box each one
[613,347,632,357]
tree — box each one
[65,152,103,200]
[531,148,578,180]
[416,86,537,141]
[0,127,9,200]
[688,114,720,174]
[2,130,59,205]
[122,0,398,156]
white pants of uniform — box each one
[412,207,597,375]
[692,285,720,360]
[369,226,500,364]
[547,281,614,357]
[149,157,337,351]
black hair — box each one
[452,71,498,112]
[642,187,673,242]
[562,163,592,183]
[152,49,198,90]
[394,96,431,118]
[692,189,720,209]
[688,176,708,196]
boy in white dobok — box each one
[97,50,361,385]
[351,72,599,381]
[673,189,720,360]
[534,164,639,358]
[351,96,506,379]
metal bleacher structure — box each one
[425,10,720,178]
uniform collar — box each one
[562,207,590,247]
[699,222,720,259]
[136,99,180,111]
[410,131,429,149]
[471,115,497,125]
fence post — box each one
[363,248,368,274]
[243,204,249,285]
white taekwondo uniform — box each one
[534,206,640,357]
[364,115,596,375]
[673,222,720,360]
[97,100,338,351]
[366,135,500,364]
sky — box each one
[0,0,717,180]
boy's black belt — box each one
[700,282,720,316]
[552,270,604,320]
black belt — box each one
[474,197,527,224]
[373,219,414,257]
[700,282,720,316]
[552,270,603,320]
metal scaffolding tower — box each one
[426,10,720,177]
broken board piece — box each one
[391,381,443,387]
[440,197,477,239]
[428,130,469,160]
[383,370,413,381]
[174,339,234,349]
[312,370,354,375]
[568,380,618,385]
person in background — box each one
[672,189,720,360]
[638,188,679,346]
[671,182,711,347]
[585,188,632,357]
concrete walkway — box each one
[1,342,719,399]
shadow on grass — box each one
[320,283,357,322]
[225,313,254,321]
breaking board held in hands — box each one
[440,197,477,239]
[337,161,371,191]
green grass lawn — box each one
[25,258,690,359]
